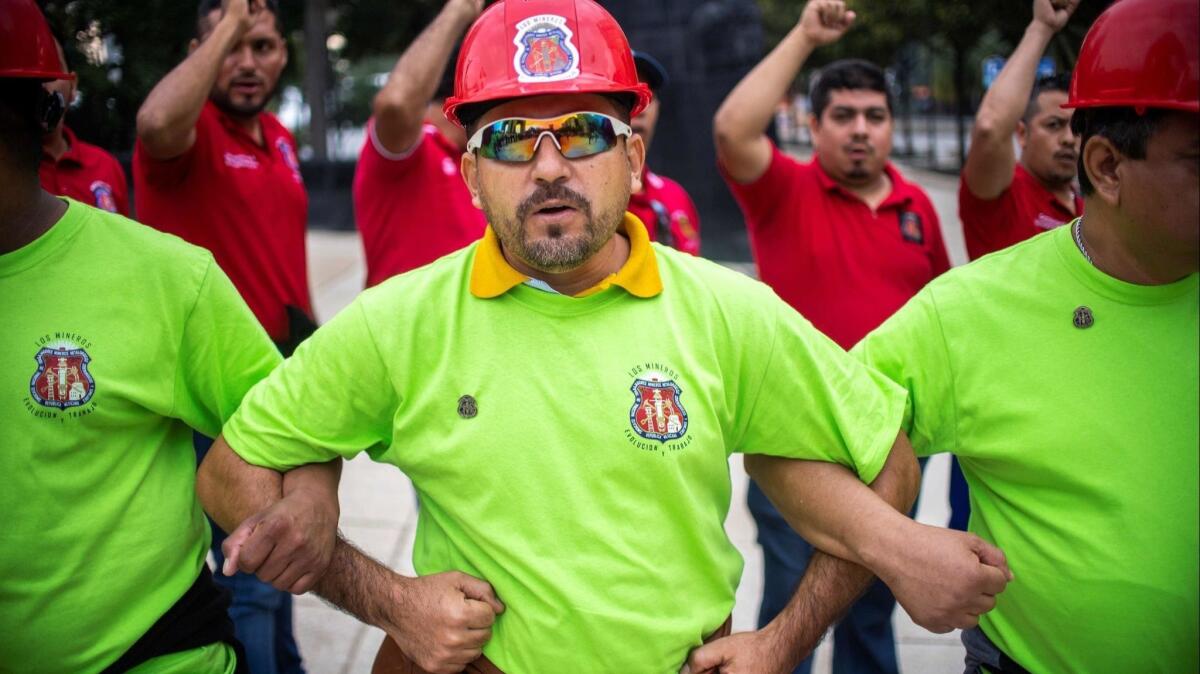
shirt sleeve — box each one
[734,298,908,484]
[107,154,131,217]
[172,257,282,437]
[358,118,431,178]
[670,187,702,256]
[959,176,1017,261]
[720,141,802,237]
[133,108,212,189]
[851,289,959,459]
[922,195,952,276]
[222,296,400,470]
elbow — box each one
[135,106,165,143]
[971,114,1004,146]
[372,87,421,125]
[712,105,738,152]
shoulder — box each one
[654,246,785,318]
[888,165,936,209]
[73,200,215,284]
[922,228,1060,308]
[357,242,476,313]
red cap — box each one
[0,0,74,81]
[1065,0,1198,113]
[444,0,651,126]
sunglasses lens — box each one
[558,113,619,159]
[478,122,539,161]
[476,113,621,162]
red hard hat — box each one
[1065,0,1198,113]
[443,0,651,126]
[0,0,74,81]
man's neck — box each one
[503,231,632,297]
[1023,159,1078,214]
[1080,208,1197,286]
[844,171,893,211]
[0,179,68,256]
[222,108,265,146]
[42,126,69,162]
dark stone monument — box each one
[603,0,764,261]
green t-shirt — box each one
[225,242,905,673]
[0,199,280,673]
[854,223,1199,673]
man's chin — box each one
[211,92,271,119]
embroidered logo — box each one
[1034,213,1067,231]
[276,138,303,183]
[629,373,688,443]
[30,345,94,409]
[513,15,580,83]
[899,211,924,244]
[224,152,260,170]
[89,180,118,213]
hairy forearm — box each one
[136,16,239,158]
[751,433,920,662]
[978,22,1055,133]
[314,535,405,631]
[745,432,920,567]
[374,2,474,145]
[714,25,814,147]
[762,550,873,664]
[196,434,283,534]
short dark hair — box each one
[0,78,48,173]
[196,0,283,39]
[1023,72,1072,123]
[809,59,892,119]
[1070,106,1166,195]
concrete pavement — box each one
[288,155,970,673]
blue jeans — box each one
[948,456,971,531]
[749,480,900,674]
[196,433,305,674]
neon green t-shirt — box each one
[854,223,1199,673]
[225,240,905,673]
[0,199,280,673]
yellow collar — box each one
[469,212,663,299]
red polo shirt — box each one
[133,101,310,341]
[628,169,701,256]
[353,121,487,287]
[960,163,1082,260]
[723,144,950,349]
[39,126,129,216]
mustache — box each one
[516,182,593,222]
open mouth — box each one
[1055,152,1078,162]
[533,200,579,216]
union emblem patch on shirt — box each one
[629,373,688,443]
[29,344,94,409]
[513,14,580,83]
[89,180,118,213]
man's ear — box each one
[461,152,483,209]
[1016,119,1028,149]
[1081,135,1123,208]
[626,133,646,194]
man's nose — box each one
[232,45,256,71]
[529,133,571,183]
[851,113,869,136]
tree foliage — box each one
[40,0,1112,156]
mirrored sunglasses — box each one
[467,111,633,162]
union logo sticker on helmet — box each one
[513,14,580,83]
